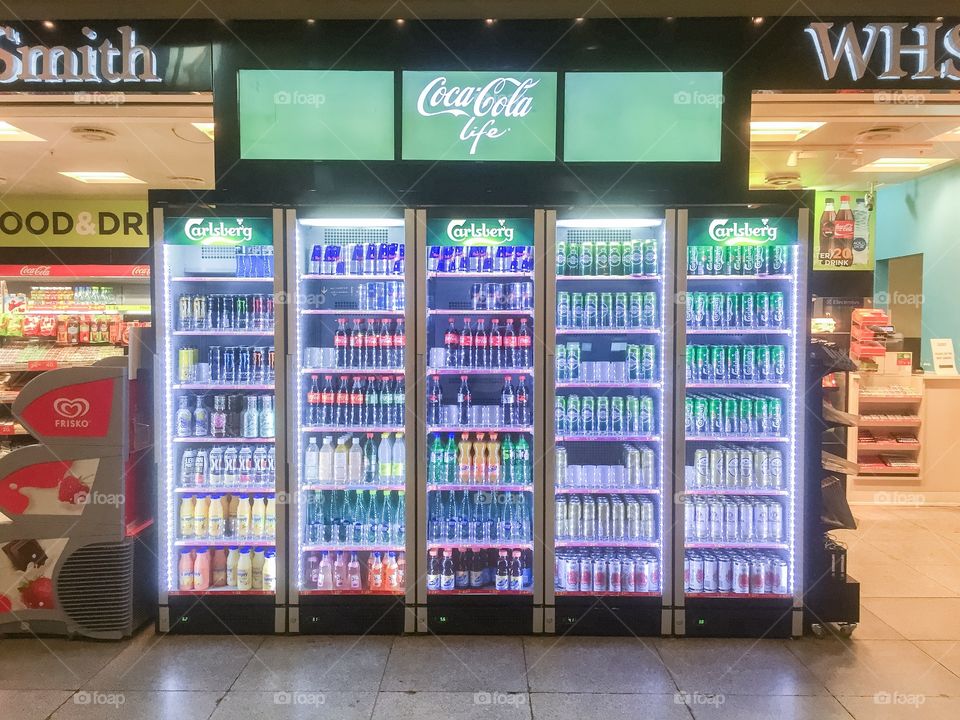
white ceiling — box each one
[0,93,214,197]
[749,90,960,191]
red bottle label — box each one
[334,335,347,347]
[321,391,334,404]
[461,334,473,347]
[518,335,531,348]
[365,335,377,348]
[444,331,458,346]
[307,391,321,404]
[395,334,406,348]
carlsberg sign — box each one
[164,217,273,246]
[403,71,557,161]
[688,217,797,247]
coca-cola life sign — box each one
[403,71,557,161]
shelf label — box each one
[163,217,272,246]
[26,360,58,371]
[688,217,798,247]
[427,217,533,247]
[0,424,15,434]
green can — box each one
[555,237,568,275]
[555,394,566,433]
[741,245,755,275]
[579,239,595,275]
[685,345,696,382]
[709,345,726,381]
[626,396,641,433]
[755,396,770,434]
[571,293,584,328]
[627,343,641,381]
[612,396,625,433]
[695,345,710,381]
[608,240,623,275]
[595,240,609,275]
[723,397,738,433]
[596,396,610,433]
[770,344,786,382]
[693,397,708,433]
[600,292,614,328]
[566,238,580,275]
[582,396,595,433]
[685,396,694,432]
[739,396,753,434]
[708,397,723,434]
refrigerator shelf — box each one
[299,588,405,596]
[428,541,532,550]
[168,588,276,596]
[428,483,531,492]
[175,486,276,494]
[301,309,404,316]
[686,382,789,390]
[428,425,533,434]
[428,308,534,316]
[173,329,274,336]
[428,588,532,595]
[556,274,662,281]
[686,435,786,443]
[686,541,788,550]
[687,274,793,282]
[555,590,662,597]
[556,328,659,336]
[173,383,275,391]
[428,271,534,279]
[302,426,404,434]
[555,540,660,549]
[685,328,791,335]
[175,539,276,548]
[173,436,275,443]
[556,381,660,389]
[685,592,792,600]
[556,435,660,442]
[302,273,403,280]
[301,368,404,375]
[682,488,788,497]
[555,487,659,495]
[170,276,274,283]
[302,483,406,492]
[427,367,534,375]
[303,544,405,553]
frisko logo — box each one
[0,25,160,84]
[416,75,539,154]
[53,397,91,428]
[183,218,254,244]
[805,22,960,81]
[708,218,779,245]
[446,218,515,244]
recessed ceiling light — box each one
[192,122,215,140]
[59,171,146,184]
[750,121,825,142]
[42,20,54,30]
[853,157,951,173]
[0,121,45,142]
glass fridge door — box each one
[158,214,281,599]
[291,216,411,600]
[550,218,669,599]
[423,216,537,597]
[679,214,803,603]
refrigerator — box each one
[286,210,416,634]
[543,213,675,636]
[416,211,545,634]
[155,209,287,634]
[673,209,807,638]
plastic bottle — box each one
[236,496,251,537]
[385,552,399,590]
[178,549,194,590]
[501,376,515,425]
[304,437,320,482]
[440,549,455,591]
[193,495,209,538]
[252,549,265,589]
[318,436,334,483]
[347,551,362,589]
[192,549,210,591]
[394,491,406,545]
[265,496,276,538]
[192,395,209,437]
[458,434,472,483]
[212,548,227,587]
[509,550,523,590]
[176,396,193,437]
[457,375,471,426]
[429,434,444,484]
[495,550,509,590]
[370,551,384,590]
[227,495,239,537]
[363,433,377,483]
[487,434,501,484]
[250,496,266,537]
[444,434,457,484]
[455,548,470,588]
[262,551,277,591]
[208,494,225,538]
[378,433,393,483]
[472,432,486,484]
[470,547,485,588]
[427,549,441,590]
[428,374,443,425]
[333,551,346,589]
[333,436,349,484]
[236,548,253,590]
[179,496,195,538]
[259,396,275,438]
[318,551,333,590]
[226,547,239,586]
[348,437,363,484]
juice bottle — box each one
[178,549,194,590]
[226,547,239,586]
[227,495,240,537]
[471,432,486,484]
[236,548,253,590]
[262,551,277,592]
[385,552,399,590]
[179,496,195,538]
[333,551,346,589]
[236,496,251,537]
[250,496,266,537]
[211,548,227,587]
[347,551,362,590]
[193,495,209,538]
[208,494,225,538]
[458,433,472,483]
[318,551,333,590]
[192,548,211,591]
[251,548,265,589]
[370,551,384,590]
[265,496,276,538]
[397,551,406,587]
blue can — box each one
[222,346,236,383]
[237,346,251,383]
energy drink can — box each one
[768,397,784,435]
[600,293,613,328]
[178,294,193,330]
[756,292,770,327]
[708,397,723,434]
[739,397,754,434]
[585,292,599,328]
[771,246,788,274]
[611,396,624,433]
[571,293,584,328]
[770,292,785,328]
[727,344,742,382]
[708,292,723,328]
[770,345,786,381]
[741,292,755,328]
[222,346,236,383]
[193,294,207,330]
[710,345,726,381]
[595,240,609,275]
[178,348,192,382]
[641,292,657,328]
[641,344,655,380]
[643,239,659,275]
[614,293,628,328]
[629,292,643,328]
[723,292,740,328]
[557,292,570,328]
[756,345,771,381]
[723,397,738,433]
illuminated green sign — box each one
[163,217,272,246]
[427,217,533,246]
[688,217,797,246]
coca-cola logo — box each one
[416,75,539,155]
[20,265,51,276]
[130,265,150,276]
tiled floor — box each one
[1,506,959,719]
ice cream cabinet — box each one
[154,209,288,634]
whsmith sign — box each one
[806,21,960,81]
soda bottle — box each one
[455,549,470,589]
[321,375,334,426]
[818,197,836,258]
[516,375,530,426]
[335,376,350,426]
[306,377,321,426]
[458,433,472,483]
[350,320,363,368]
[380,376,394,426]
[489,319,503,368]
[427,549,441,590]
[334,318,348,368]
[378,433,393,483]
[457,375,471,426]
[487,433,501,484]
[472,432,487,484]
[365,375,381,425]
[428,374,443,425]
[504,319,517,368]
[444,318,460,368]
[495,550,509,591]
[835,195,855,263]
[444,434,457,484]
[515,435,531,485]
[517,319,531,368]
[393,377,405,425]
[509,550,523,590]
[474,319,488,368]
[350,377,364,426]
[363,433,378,483]
[429,434,445,484]
[393,319,405,368]
[364,319,377,368]
[379,320,393,368]
[501,375,515,426]
[501,435,514,485]
[391,432,405,485]
[460,318,474,368]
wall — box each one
[876,164,960,369]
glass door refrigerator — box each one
[155,209,286,634]
[674,209,807,638]
[417,211,544,634]
[544,214,675,636]
[287,211,416,634]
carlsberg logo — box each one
[447,218,515,244]
[417,76,539,155]
[184,218,253,243]
[708,218,779,244]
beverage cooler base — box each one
[553,596,662,637]
[293,596,406,635]
[681,598,794,638]
[426,596,534,635]
[160,596,279,635]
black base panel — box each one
[427,596,533,634]
[683,598,794,638]
[804,576,860,630]
[162,597,277,635]
[555,596,662,636]
[297,596,405,634]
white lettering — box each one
[708,218,779,244]
[183,218,255,243]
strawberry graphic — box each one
[0,594,11,613]
[19,576,55,609]
[58,473,89,505]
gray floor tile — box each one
[524,636,674,693]
[787,638,960,697]
[51,691,221,720]
[373,691,529,720]
[915,640,960,678]
[83,633,264,691]
[656,638,827,696]
[0,690,73,720]
[234,636,392,692]
[685,694,851,719]
[531,692,691,720]
[862,598,960,640]
[0,637,128,690]
[212,691,377,720]
[381,636,526,692]
[839,695,960,719]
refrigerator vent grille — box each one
[323,227,389,244]
[57,541,134,633]
[200,246,237,260]
[566,228,633,243]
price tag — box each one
[26,360,58,370]
[0,424,15,435]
